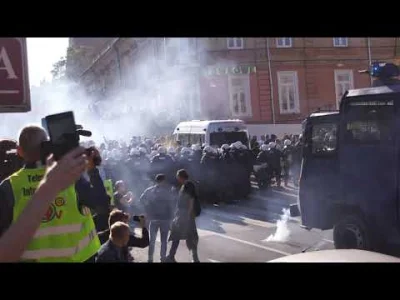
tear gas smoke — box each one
[263,208,291,243]
[0,38,238,143]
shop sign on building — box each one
[203,65,257,76]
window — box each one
[190,134,205,146]
[227,38,244,49]
[344,99,394,145]
[312,123,338,155]
[333,37,348,47]
[277,71,300,114]
[228,75,252,117]
[180,79,201,119]
[334,69,354,109]
[177,134,190,147]
[210,132,249,148]
[276,38,292,48]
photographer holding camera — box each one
[0,146,88,262]
[0,124,108,262]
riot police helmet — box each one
[260,144,269,151]
[191,144,201,151]
[181,147,191,155]
[139,147,147,154]
[158,146,167,155]
[268,142,276,149]
[130,148,140,156]
[168,147,176,154]
[284,139,292,146]
[203,145,213,153]
[221,144,230,151]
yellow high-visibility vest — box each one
[9,168,101,262]
[103,179,114,206]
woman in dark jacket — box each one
[166,169,200,263]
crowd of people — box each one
[90,132,303,208]
[0,128,203,262]
[0,125,302,263]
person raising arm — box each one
[0,147,88,262]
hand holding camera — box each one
[41,111,93,162]
[133,215,146,228]
[43,146,88,193]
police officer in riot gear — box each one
[267,142,283,188]
[236,143,253,197]
[291,134,303,187]
[282,139,293,187]
[168,147,177,161]
[177,147,192,171]
[227,142,243,199]
[256,144,270,189]
[189,144,203,183]
[151,146,176,187]
[216,144,232,202]
[191,144,203,163]
[200,146,220,203]
[125,148,150,196]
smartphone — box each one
[133,215,144,222]
[42,111,79,160]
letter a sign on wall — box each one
[0,38,31,112]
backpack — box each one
[194,195,202,217]
[193,181,201,217]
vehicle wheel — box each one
[333,214,372,250]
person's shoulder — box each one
[97,240,112,255]
[184,181,196,190]
[144,185,156,193]
[0,177,11,191]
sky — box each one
[27,38,69,87]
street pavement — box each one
[130,184,334,262]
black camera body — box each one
[0,140,23,182]
[41,111,92,162]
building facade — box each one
[67,37,399,136]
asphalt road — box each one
[130,185,334,262]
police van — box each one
[173,119,250,148]
[292,62,400,255]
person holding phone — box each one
[0,146,88,262]
[97,209,149,262]
[0,125,101,262]
[95,221,131,263]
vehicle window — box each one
[190,134,204,145]
[312,123,337,154]
[344,102,394,145]
[210,131,248,147]
[178,134,190,147]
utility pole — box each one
[367,37,373,86]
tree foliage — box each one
[50,56,66,80]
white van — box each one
[173,119,250,148]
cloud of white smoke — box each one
[263,208,291,243]
[0,38,240,144]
